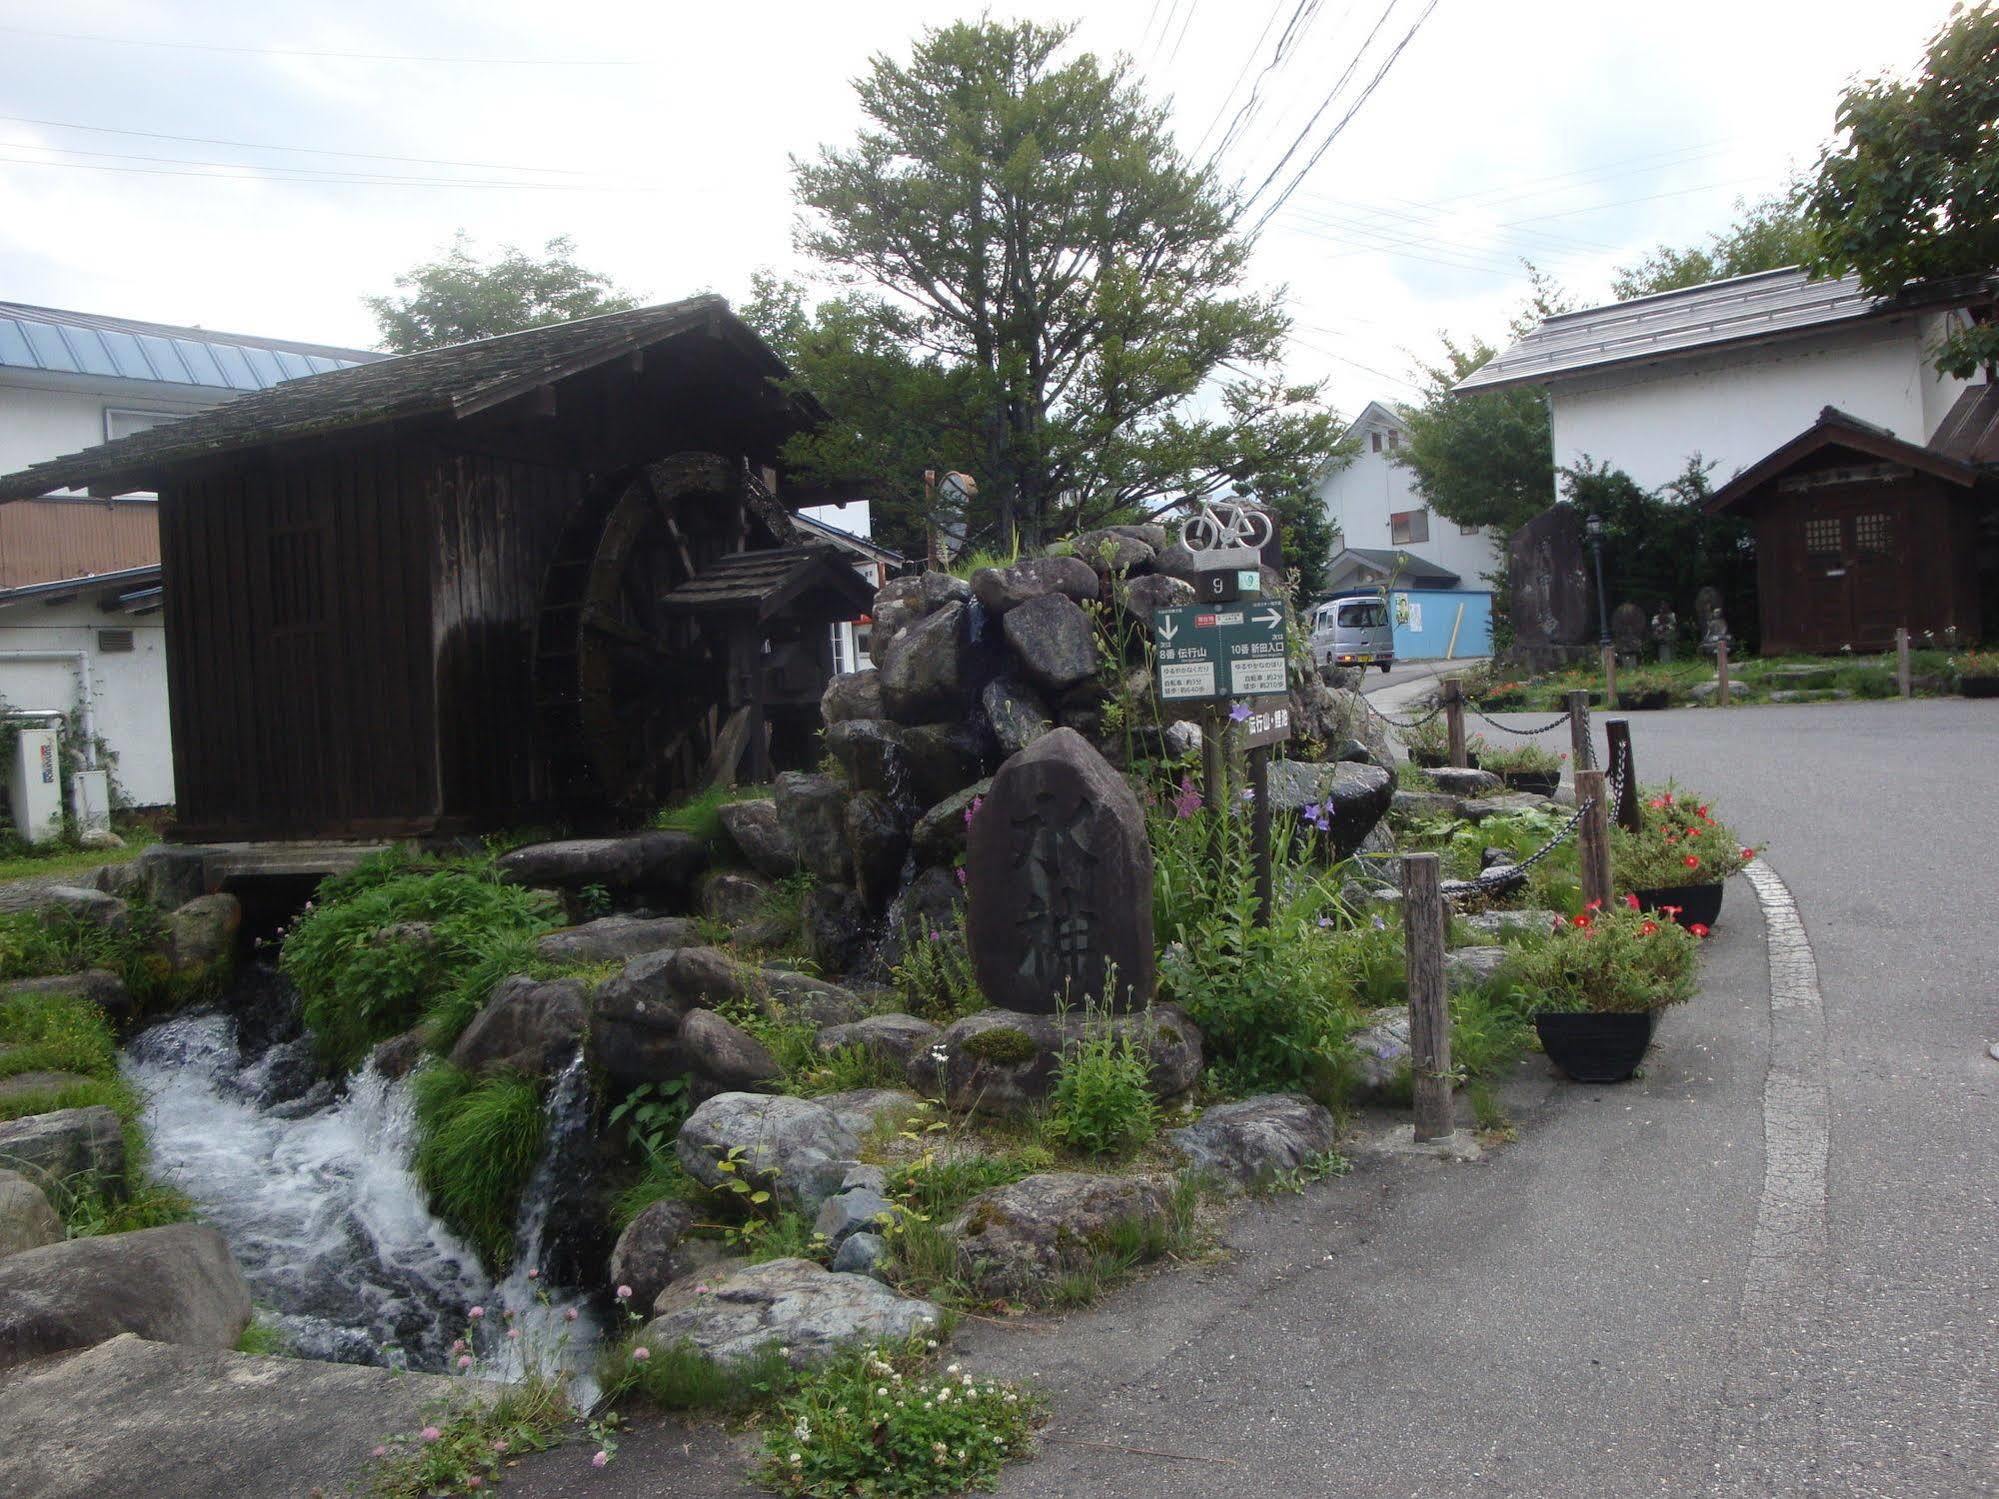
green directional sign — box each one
[1153,601,1288,702]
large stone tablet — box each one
[964,728,1154,1014]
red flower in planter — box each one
[1585,898,1603,912]
[1689,922,1711,938]
[1683,854,1701,869]
[1571,912,1593,928]
[1661,905,1683,918]
[1640,920,1659,935]
[1623,894,1640,910]
[1647,797,1669,810]
[1740,846,1756,862]
[1685,826,1702,838]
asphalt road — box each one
[510,699,1998,1498]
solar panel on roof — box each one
[66,328,119,378]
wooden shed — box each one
[0,298,857,840]
[1705,405,1998,654]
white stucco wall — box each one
[1318,408,1504,585]
[0,375,216,481]
[1546,314,1969,497]
[0,598,174,808]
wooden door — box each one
[1787,501,1909,652]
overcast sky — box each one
[0,0,1959,416]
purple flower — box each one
[1171,775,1203,819]
[1228,702,1251,723]
[1239,787,1255,803]
[955,866,967,887]
[963,795,984,828]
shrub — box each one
[0,907,170,1008]
[1160,918,1357,1098]
[754,1339,1040,1497]
[1496,903,1699,1014]
[1478,741,1563,776]
[409,1062,547,1269]
[280,863,561,1071]
[1044,1025,1156,1159]
[1611,784,1758,892]
[888,915,982,1023]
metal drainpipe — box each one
[0,650,99,768]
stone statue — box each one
[1700,608,1731,658]
[1650,604,1678,663]
[1611,601,1648,664]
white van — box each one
[1309,594,1395,673]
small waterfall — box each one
[124,1016,606,1395]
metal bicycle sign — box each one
[1153,601,1288,702]
[1178,498,1274,553]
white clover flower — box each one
[875,1386,888,1397]
[946,1363,960,1374]
[792,1418,811,1442]
[788,1452,802,1467]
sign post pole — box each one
[1249,739,1273,927]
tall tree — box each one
[782,20,1340,549]
[366,233,640,354]
[1803,3,1999,378]
[1394,270,1569,535]
[1611,189,1818,300]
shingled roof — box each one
[659,545,876,622]
[0,295,821,502]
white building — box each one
[0,301,378,811]
[1316,399,1505,593]
[1454,267,1980,494]
[793,499,906,674]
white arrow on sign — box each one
[1157,616,1179,644]
[1254,606,1284,630]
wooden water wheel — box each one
[532,452,742,815]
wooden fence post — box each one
[1400,852,1454,1142]
[1716,639,1730,706]
[1566,689,1592,772]
[1250,744,1273,929]
[1601,643,1619,710]
[1442,676,1467,768]
[1604,718,1640,832]
[1576,768,1613,911]
[1896,627,1911,699]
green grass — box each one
[600,1335,800,1412]
[0,826,154,885]
[409,1062,547,1270]
[610,1152,708,1231]
[654,782,773,852]
[0,906,173,1009]
[234,1315,293,1357]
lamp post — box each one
[1585,512,1617,709]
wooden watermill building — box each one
[0,297,869,840]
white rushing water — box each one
[124,1013,603,1387]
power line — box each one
[1164,0,1203,66]
[1240,0,1402,219]
[0,111,590,176]
[0,23,640,65]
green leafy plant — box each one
[577,882,613,919]
[654,782,775,853]
[1397,716,1489,764]
[409,1062,547,1270]
[365,1369,570,1497]
[754,1338,1040,1497]
[601,1334,800,1412]
[889,915,983,1023]
[1044,1023,1157,1159]
[607,1079,691,1166]
[1478,741,1564,776]
[1611,784,1759,892]
[1497,902,1700,1014]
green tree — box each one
[366,233,640,354]
[781,19,1341,549]
[1804,3,1999,378]
[1612,189,1817,300]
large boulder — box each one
[1391,790,1464,821]
[168,893,241,982]
[877,601,980,723]
[1002,592,1099,695]
[1459,792,1559,822]
[1265,760,1396,859]
[0,1107,123,1194]
[679,1009,780,1091]
[0,1170,61,1260]
[1445,946,1510,993]
[774,772,852,885]
[697,870,771,927]
[872,572,970,643]
[1114,574,1197,641]
[910,780,992,867]
[498,832,705,898]
[608,1200,699,1311]
[36,886,130,934]
[844,792,910,913]
[897,721,993,808]
[814,1184,897,1249]
[814,1089,927,1140]
[971,556,1100,615]
[447,975,585,1078]
[642,1258,940,1367]
[1351,1005,1410,1095]
[0,1223,251,1372]
[1070,529,1157,576]
[759,968,868,1029]
[948,1172,1177,1299]
[1424,766,1503,798]
[0,971,133,1030]
[820,669,884,726]
[825,719,907,798]
[907,1009,1064,1119]
[0,1334,472,1499]
[98,843,214,910]
[1153,540,1201,586]
[981,677,1053,758]
[717,799,799,880]
[1167,1095,1339,1192]
[676,1093,859,1214]
[802,884,872,976]
[816,1013,941,1072]
[588,950,696,1085]
[535,914,697,964]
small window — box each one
[1855,513,1892,553]
[1337,600,1388,628]
[1390,509,1430,545]
[96,628,134,654]
[1459,522,1481,536]
[1387,430,1400,450]
[104,408,183,442]
[1803,516,1841,556]
[1370,431,1382,452]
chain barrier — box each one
[1465,705,1575,736]
[1356,692,1447,731]
[1441,733,1628,901]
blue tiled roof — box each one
[0,300,382,392]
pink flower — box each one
[371,1446,387,1459]
[564,1307,579,1322]
[457,1354,472,1369]
[452,1339,466,1353]
[592,1451,609,1469]
[468,1480,484,1490]
[632,1345,651,1362]
[527,1269,539,1281]
[615,1285,633,1301]
[955,866,967,887]
[468,1306,484,1320]
[693,1283,712,1294]
[507,1327,521,1340]
[421,1426,442,1444]
[493,1440,510,1454]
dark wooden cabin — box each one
[0,297,864,840]
[1705,404,1999,655]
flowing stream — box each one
[123,1012,603,1392]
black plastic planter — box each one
[1411,750,1481,769]
[1632,882,1724,930]
[1961,674,1999,699]
[1620,688,1673,711]
[1499,770,1561,796]
[1534,1008,1660,1083]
